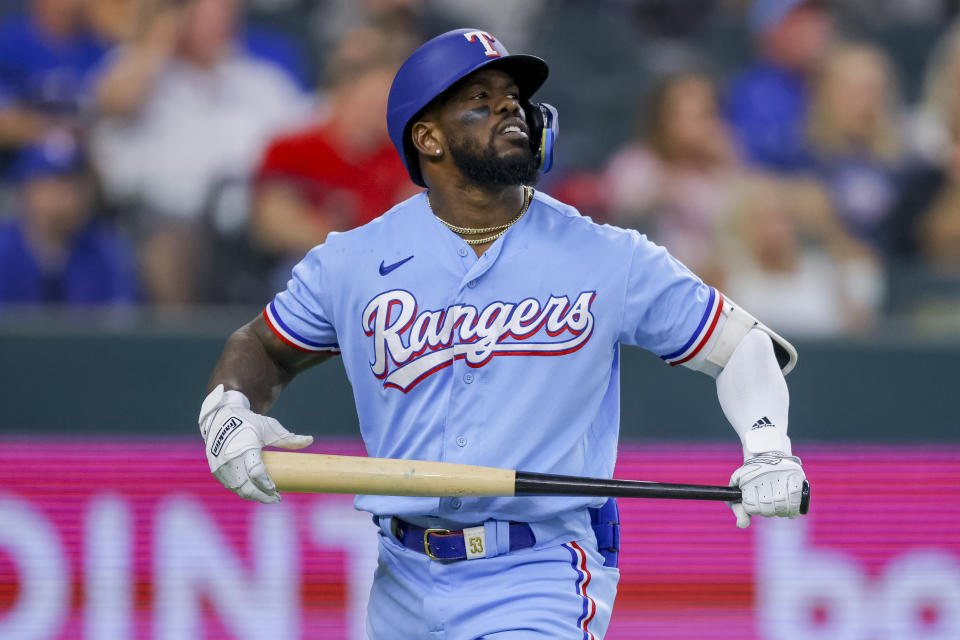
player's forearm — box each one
[207,316,331,413]
[207,322,292,413]
[715,329,792,458]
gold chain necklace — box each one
[427,186,533,245]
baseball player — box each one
[199,29,808,639]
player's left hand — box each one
[728,452,806,529]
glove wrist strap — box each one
[744,451,803,466]
[199,384,252,439]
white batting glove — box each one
[199,384,314,504]
[728,452,806,529]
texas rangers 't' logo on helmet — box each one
[462,30,501,57]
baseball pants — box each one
[366,524,619,639]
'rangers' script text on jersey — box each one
[363,289,596,392]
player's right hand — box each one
[728,452,806,529]
[198,384,314,504]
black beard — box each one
[447,131,540,187]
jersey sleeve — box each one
[263,246,340,353]
[618,232,722,366]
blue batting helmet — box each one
[387,28,554,187]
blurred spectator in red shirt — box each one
[602,71,739,285]
[90,0,310,306]
[723,0,833,173]
[0,134,138,305]
[0,0,108,163]
[251,27,417,259]
[807,43,905,249]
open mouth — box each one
[498,121,529,140]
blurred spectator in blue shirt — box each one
[723,0,833,173]
[0,0,108,158]
[807,43,905,249]
[0,135,138,305]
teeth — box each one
[503,126,522,134]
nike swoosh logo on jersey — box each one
[379,255,414,276]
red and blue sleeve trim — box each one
[661,287,723,367]
[263,301,340,353]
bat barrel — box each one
[515,472,812,514]
[515,471,741,502]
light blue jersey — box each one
[266,190,720,638]
[265,190,718,532]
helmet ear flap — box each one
[526,102,559,174]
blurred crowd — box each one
[1,0,959,338]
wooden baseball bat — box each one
[262,451,811,514]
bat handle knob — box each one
[799,480,811,515]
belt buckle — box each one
[423,528,451,560]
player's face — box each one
[440,69,539,186]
